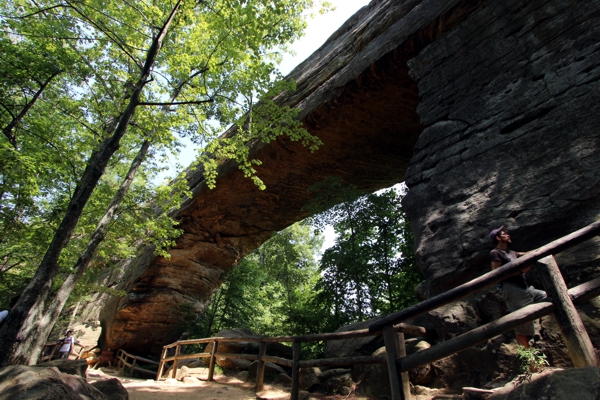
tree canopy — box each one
[187,183,422,358]
[308,181,422,331]
[0,0,329,365]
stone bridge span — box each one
[98,0,600,355]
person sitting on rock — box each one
[489,226,547,348]
[57,330,79,359]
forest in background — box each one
[185,185,422,358]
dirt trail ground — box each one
[88,367,293,400]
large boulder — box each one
[35,359,89,378]
[298,367,320,391]
[0,365,106,400]
[324,315,436,359]
[248,361,287,382]
[428,301,481,340]
[352,344,435,398]
[322,371,354,396]
[324,319,384,359]
[489,367,600,400]
[90,378,128,400]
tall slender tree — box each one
[0,0,328,365]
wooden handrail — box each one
[154,220,600,399]
[397,277,600,373]
[118,348,159,365]
[160,321,432,350]
[116,348,159,377]
[369,220,600,332]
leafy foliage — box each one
[517,345,549,375]
[188,223,324,338]
[0,0,332,364]
[308,179,422,329]
[185,182,421,358]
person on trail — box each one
[57,330,79,359]
[489,226,547,348]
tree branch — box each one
[2,70,61,149]
[65,0,142,69]
[137,99,214,106]
[10,3,69,19]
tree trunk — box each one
[0,1,182,365]
[13,39,197,363]
[15,139,151,365]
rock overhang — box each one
[97,0,600,355]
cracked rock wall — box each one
[93,0,600,355]
[403,0,600,296]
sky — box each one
[167,0,371,174]
[278,0,371,75]
[278,0,372,249]
[278,0,374,250]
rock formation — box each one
[488,367,600,400]
[403,0,600,297]
[95,0,600,357]
[0,360,128,400]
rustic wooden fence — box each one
[116,348,159,377]
[154,220,600,400]
[40,341,85,362]
[156,322,432,391]
[368,220,600,399]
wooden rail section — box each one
[153,220,600,400]
[116,348,159,377]
[155,323,424,394]
[369,221,600,332]
[40,342,85,362]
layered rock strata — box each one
[100,0,427,354]
[97,0,600,356]
[403,0,600,295]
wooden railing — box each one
[156,322,435,396]
[40,342,85,362]
[156,220,600,400]
[368,220,600,399]
[116,348,159,377]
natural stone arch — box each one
[94,0,600,356]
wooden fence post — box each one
[171,344,181,379]
[130,358,137,376]
[396,332,411,400]
[207,340,219,381]
[156,346,168,380]
[291,342,301,400]
[383,325,403,400]
[255,342,267,392]
[538,255,597,367]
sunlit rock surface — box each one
[96,0,600,356]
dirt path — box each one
[88,367,290,400]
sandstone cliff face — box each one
[97,0,600,356]
[403,0,600,296]
[100,0,425,354]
